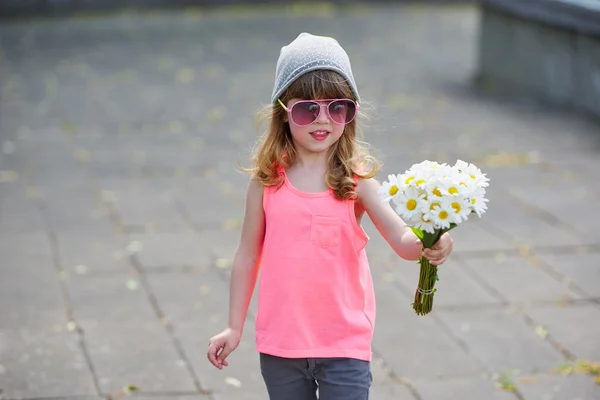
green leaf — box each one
[411,226,424,240]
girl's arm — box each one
[227,178,266,333]
[207,178,265,369]
[357,178,452,264]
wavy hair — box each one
[245,70,380,200]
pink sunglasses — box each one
[278,98,359,127]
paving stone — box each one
[130,230,210,269]
[411,376,517,400]
[0,235,66,329]
[435,308,565,374]
[80,319,197,395]
[370,358,416,399]
[67,274,196,394]
[525,304,600,361]
[479,194,581,248]
[372,255,502,309]
[372,279,484,379]
[176,177,246,230]
[67,273,156,322]
[437,221,513,254]
[510,185,600,239]
[146,268,266,400]
[0,325,96,398]
[57,233,131,275]
[0,184,46,234]
[517,373,600,400]
[460,255,582,304]
[37,184,115,235]
[96,178,185,230]
[535,253,600,298]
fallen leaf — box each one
[74,264,88,275]
[168,120,183,134]
[126,241,144,255]
[215,258,231,269]
[207,107,226,123]
[126,279,139,291]
[534,325,548,339]
[177,68,195,83]
[0,170,18,183]
[73,148,91,163]
[199,285,210,296]
[26,186,41,198]
[222,217,242,230]
[225,377,242,388]
[124,384,138,393]
[100,190,117,204]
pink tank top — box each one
[256,169,375,361]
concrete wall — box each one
[475,1,600,119]
[0,0,469,19]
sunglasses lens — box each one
[291,101,320,126]
[328,100,356,124]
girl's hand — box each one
[207,328,242,370]
[420,233,453,266]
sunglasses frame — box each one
[278,98,360,127]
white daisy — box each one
[448,196,472,223]
[378,174,401,203]
[428,200,454,230]
[398,170,418,188]
[455,159,490,188]
[426,179,445,201]
[394,187,427,222]
[414,212,436,234]
[469,189,489,217]
[438,176,464,197]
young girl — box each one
[207,33,453,400]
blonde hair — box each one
[246,70,380,200]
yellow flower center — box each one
[470,174,476,180]
[471,198,477,204]
[407,199,417,210]
[404,176,415,184]
[452,202,461,212]
[439,210,449,220]
[422,215,431,223]
[416,179,425,186]
[433,188,442,197]
[449,187,458,195]
[430,202,440,210]
[389,185,399,196]
[459,181,468,187]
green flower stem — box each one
[411,225,457,316]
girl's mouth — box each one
[310,130,330,141]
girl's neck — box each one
[293,149,328,171]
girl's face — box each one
[285,98,346,155]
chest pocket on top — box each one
[309,215,341,248]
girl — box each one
[207,33,453,400]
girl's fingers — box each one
[207,346,219,368]
[218,344,234,365]
[207,342,225,369]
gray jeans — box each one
[260,353,372,400]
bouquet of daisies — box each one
[379,160,489,315]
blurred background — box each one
[1,0,599,399]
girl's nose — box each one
[315,104,330,123]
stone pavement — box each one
[1,3,599,400]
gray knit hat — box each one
[271,32,360,103]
